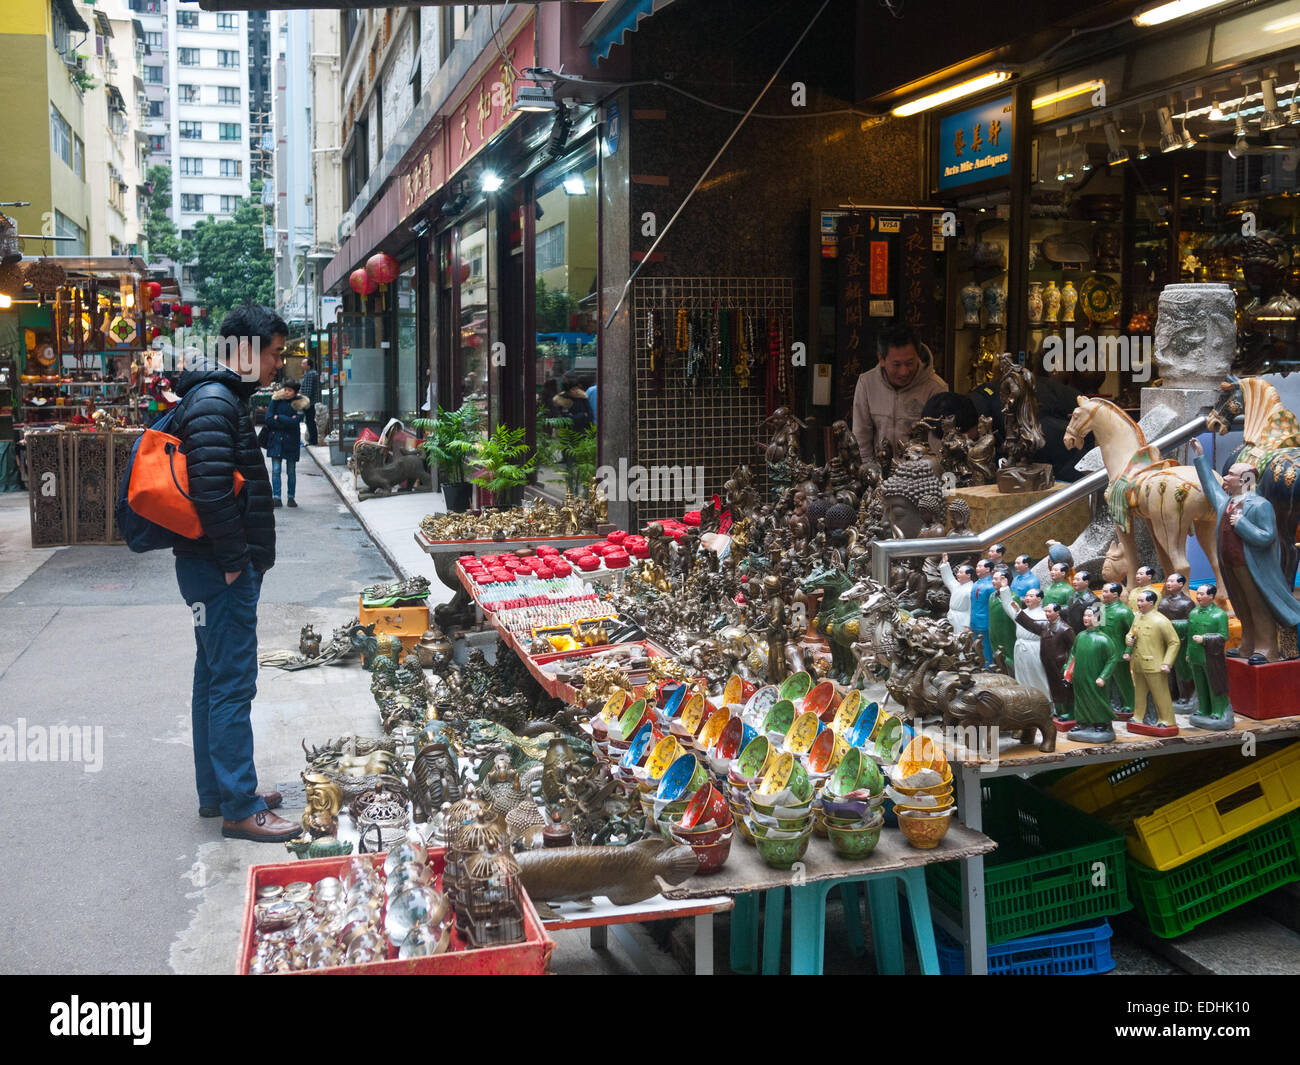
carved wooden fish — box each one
[516,839,698,906]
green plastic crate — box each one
[928,777,1131,944]
[1127,810,1300,938]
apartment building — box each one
[308,10,342,330]
[248,9,271,182]
[134,0,168,174]
[85,1,149,256]
[271,9,313,325]
[0,0,96,255]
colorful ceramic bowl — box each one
[698,707,731,752]
[827,820,883,859]
[785,758,813,802]
[616,698,649,742]
[661,684,688,718]
[621,727,655,769]
[645,735,682,781]
[670,812,734,846]
[803,680,838,722]
[763,699,796,738]
[670,829,734,874]
[715,715,745,761]
[831,689,863,735]
[806,728,840,774]
[601,691,631,723]
[897,734,950,779]
[844,702,880,748]
[680,693,707,735]
[828,747,865,797]
[785,710,821,756]
[656,753,701,803]
[856,757,885,796]
[897,809,953,849]
[758,752,795,796]
[722,673,745,709]
[873,715,905,763]
[743,685,779,726]
[735,735,771,780]
[778,671,812,703]
[754,829,812,869]
[681,782,730,830]
[749,808,814,833]
[820,794,883,821]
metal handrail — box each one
[868,410,1232,583]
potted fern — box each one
[470,424,536,509]
[558,423,597,496]
[412,402,480,513]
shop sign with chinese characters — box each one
[937,95,1013,191]
[398,19,536,220]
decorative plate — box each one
[1079,274,1122,325]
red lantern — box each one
[145,281,162,300]
[180,304,191,315]
[365,252,399,285]
[349,267,377,296]
[172,302,183,314]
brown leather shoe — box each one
[222,809,303,842]
[199,790,283,819]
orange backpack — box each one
[126,406,246,541]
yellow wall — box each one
[0,2,90,245]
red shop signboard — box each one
[399,19,536,221]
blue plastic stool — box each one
[727,869,939,975]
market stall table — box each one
[541,893,734,975]
[663,822,996,975]
[941,712,1300,975]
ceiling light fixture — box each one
[543,105,572,161]
[891,70,1012,117]
[1031,79,1104,110]
[1105,121,1130,165]
[1180,103,1198,148]
[1208,98,1224,121]
[562,173,586,196]
[1259,77,1286,131]
[1263,12,1300,34]
[1136,112,1150,159]
[1228,99,1249,158]
[1158,106,1183,152]
[1132,0,1233,28]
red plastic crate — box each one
[237,851,554,975]
[1224,657,1300,720]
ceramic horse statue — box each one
[1206,375,1300,588]
[1064,397,1226,599]
[839,576,903,688]
[799,561,859,682]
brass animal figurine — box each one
[515,838,698,908]
[941,673,1057,753]
[354,440,432,498]
[299,624,321,658]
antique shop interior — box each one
[7,0,1300,978]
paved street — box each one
[0,460,396,974]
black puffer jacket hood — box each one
[171,362,275,573]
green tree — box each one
[187,178,274,323]
[143,164,180,263]
[535,276,577,333]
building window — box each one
[148,134,166,153]
[181,194,204,213]
[145,31,162,48]
[536,222,566,271]
[180,157,203,176]
[130,0,162,13]
[219,158,242,178]
[182,264,196,285]
[217,50,239,68]
[145,65,163,83]
[219,123,241,141]
[176,10,197,28]
[179,121,202,140]
[177,48,199,66]
[181,228,194,242]
[220,195,239,213]
[217,13,237,31]
[54,210,86,256]
[179,84,199,103]
[218,86,240,105]
[50,105,73,169]
[147,100,164,118]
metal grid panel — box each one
[632,277,792,525]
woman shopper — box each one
[266,379,307,507]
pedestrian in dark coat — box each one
[266,380,307,507]
[170,303,302,843]
[299,358,321,445]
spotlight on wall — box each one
[543,106,572,161]
[1105,121,1130,165]
[513,85,556,114]
[1158,107,1182,152]
[1228,100,1249,158]
[480,171,504,193]
[1180,106,1197,149]
[1136,112,1150,159]
[1208,98,1225,121]
[1260,78,1286,131]
[562,173,587,196]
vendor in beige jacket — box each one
[851,325,948,469]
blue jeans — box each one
[174,556,266,821]
[271,457,296,500]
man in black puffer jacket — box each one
[171,305,301,842]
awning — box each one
[106,84,127,113]
[54,0,89,34]
[94,11,113,37]
[579,0,680,63]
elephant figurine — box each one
[941,672,1057,753]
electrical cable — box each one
[603,0,833,330]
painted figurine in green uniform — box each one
[1098,581,1135,716]
[1187,582,1233,731]
[1043,561,1073,612]
[1063,603,1121,743]
[988,568,1019,674]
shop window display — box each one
[532,147,598,501]
[454,214,491,428]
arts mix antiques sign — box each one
[399,20,537,220]
[937,95,1014,191]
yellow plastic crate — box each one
[1047,741,1300,871]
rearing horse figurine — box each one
[1064,397,1226,598]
